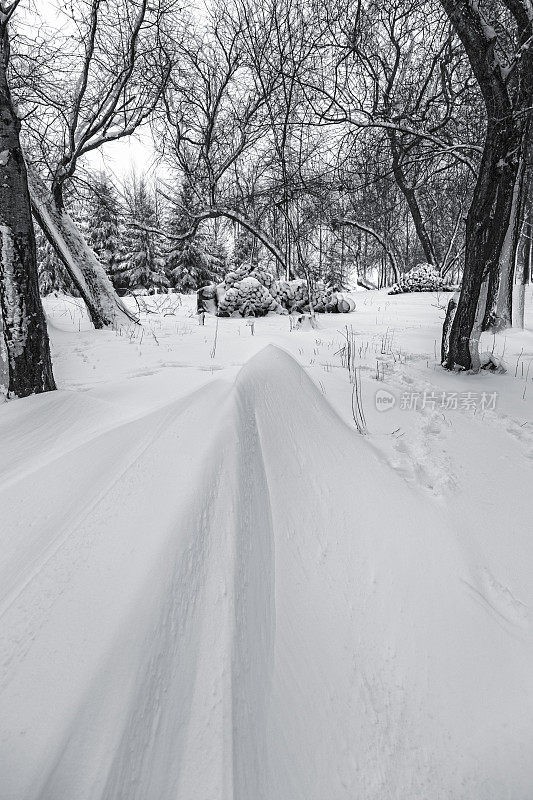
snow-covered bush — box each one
[388,263,458,294]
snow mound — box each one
[1,346,532,799]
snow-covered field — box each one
[1,288,533,799]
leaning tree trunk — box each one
[442,117,521,370]
[27,167,138,331]
[0,15,55,398]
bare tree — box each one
[155,1,303,273]
[440,0,533,369]
[13,0,174,328]
[333,215,400,282]
[305,0,481,272]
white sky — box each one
[85,133,161,185]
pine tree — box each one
[322,233,350,290]
[209,238,229,277]
[231,227,256,270]
[86,173,125,288]
[36,228,78,296]
[165,182,224,291]
[122,174,168,291]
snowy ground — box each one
[1,288,533,799]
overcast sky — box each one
[86,135,160,186]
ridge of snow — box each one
[1,344,533,798]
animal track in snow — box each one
[389,410,456,496]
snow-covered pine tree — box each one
[68,189,91,245]
[322,234,350,290]
[86,173,125,289]
[231,227,257,271]
[122,174,168,292]
[36,228,78,296]
[165,181,224,291]
[209,238,229,277]
[37,239,57,296]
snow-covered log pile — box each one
[218,275,282,316]
[270,278,356,313]
[388,263,459,294]
[198,263,355,316]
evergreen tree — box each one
[209,238,229,276]
[86,173,125,288]
[231,227,256,270]
[68,191,91,243]
[165,181,224,291]
[36,228,78,296]
[122,173,168,291]
[322,233,350,290]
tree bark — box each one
[27,167,138,330]
[0,13,55,397]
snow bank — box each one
[0,346,532,799]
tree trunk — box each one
[468,275,489,373]
[515,239,528,330]
[441,293,458,364]
[387,130,439,268]
[515,195,532,330]
[27,166,138,330]
[439,0,532,370]
[442,119,520,370]
[0,17,55,398]
[486,146,526,331]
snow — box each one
[1,288,533,798]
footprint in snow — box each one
[390,412,456,496]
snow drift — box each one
[0,345,532,799]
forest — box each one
[0,0,531,396]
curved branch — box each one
[130,206,289,274]
[333,217,400,283]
